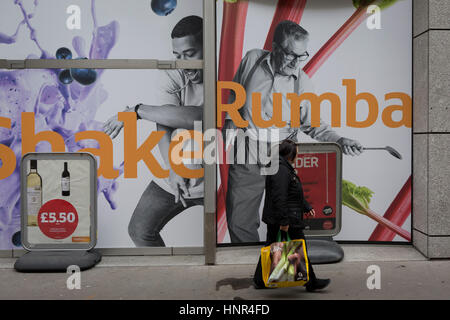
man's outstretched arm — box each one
[103,104,203,139]
[136,104,203,130]
[297,74,363,156]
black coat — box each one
[262,156,312,227]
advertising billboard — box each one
[0,0,413,250]
[0,0,204,249]
[217,0,412,244]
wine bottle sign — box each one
[62,162,71,196]
[27,160,42,226]
[22,155,94,248]
[61,178,70,193]
[27,187,42,226]
[27,187,42,212]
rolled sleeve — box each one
[156,70,184,106]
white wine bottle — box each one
[27,160,42,226]
[61,162,70,196]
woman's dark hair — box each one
[279,139,297,162]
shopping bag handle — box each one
[276,230,291,242]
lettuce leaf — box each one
[353,0,399,10]
[342,180,374,215]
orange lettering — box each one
[217,81,248,128]
[252,92,287,128]
[169,130,204,179]
[0,117,16,179]
[21,113,66,154]
[382,92,412,128]
[118,112,168,179]
[75,131,119,179]
[288,92,341,128]
[344,79,378,128]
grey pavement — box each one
[0,244,449,300]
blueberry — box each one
[59,69,74,85]
[71,68,97,86]
[151,0,177,16]
[70,57,97,86]
[12,231,21,247]
[56,47,73,60]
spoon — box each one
[363,146,402,160]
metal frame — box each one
[297,143,343,238]
[0,59,202,70]
[0,0,217,263]
[21,152,98,251]
[0,0,419,260]
[202,0,217,265]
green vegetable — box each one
[352,0,399,10]
[287,263,296,282]
[268,241,302,283]
[342,179,412,241]
[268,244,288,283]
[342,180,374,215]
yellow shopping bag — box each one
[261,231,310,288]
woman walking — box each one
[254,139,330,292]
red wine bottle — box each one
[61,162,70,196]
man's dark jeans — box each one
[128,181,203,247]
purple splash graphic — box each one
[0,0,122,249]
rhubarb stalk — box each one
[303,5,370,77]
[342,179,411,241]
[217,0,249,241]
[369,176,411,241]
[218,0,249,115]
[303,0,400,77]
[366,209,411,241]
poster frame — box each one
[296,143,343,238]
[20,152,98,251]
[0,0,215,260]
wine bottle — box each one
[61,162,70,196]
[27,160,42,226]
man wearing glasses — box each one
[223,20,363,243]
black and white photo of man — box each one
[223,20,364,243]
[103,15,204,247]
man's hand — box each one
[305,209,315,217]
[337,137,363,156]
[167,170,190,208]
[103,106,134,139]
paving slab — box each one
[0,245,443,300]
[0,260,449,300]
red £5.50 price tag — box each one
[37,199,78,239]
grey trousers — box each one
[128,181,203,247]
[226,163,266,243]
